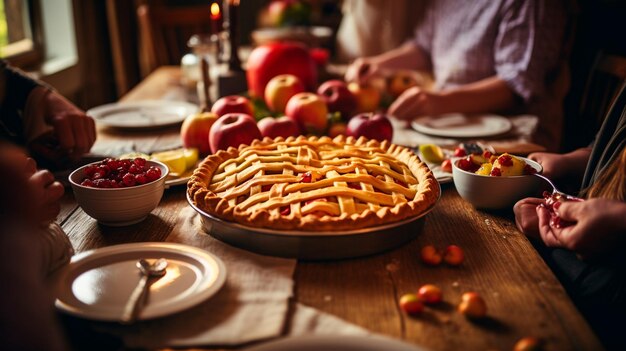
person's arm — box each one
[388,76,517,120]
[345,42,430,83]
[0,60,43,144]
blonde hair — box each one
[583,147,626,201]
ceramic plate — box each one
[411,113,512,138]
[88,100,198,129]
[244,335,427,351]
[55,242,226,321]
[164,168,194,188]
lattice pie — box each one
[188,136,439,231]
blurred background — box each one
[1,0,625,151]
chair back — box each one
[137,3,215,76]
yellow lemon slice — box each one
[182,148,199,169]
[151,149,188,176]
[419,144,445,163]
[118,152,151,160]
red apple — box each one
[247,42,318,99]
[285,92,328,135]
[458,292,487,318]
[417,284,443,305]
[257,116,301,138]
[180,112,219,155]
[399,293,424,315]
[388,71,419,98]
[346,112,393,142]
[265,74,305,113]
[209,113,262,153]
[443,245,464,266]
[211,95,254,117]
[317,79,357,120]
[420,245,442,266]
[327,122,347,138]
[348,82,381,114]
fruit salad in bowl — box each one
[452,151,542,210]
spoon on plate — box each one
[121,258,168,324]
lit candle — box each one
[210,2,222,34]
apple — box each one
[180,112,219,155]
[265,74,305,113]
[327,122,347,138]
[417,284,443,305]
[458,292,487,318]
[346,112,393,142]
[285,92,328,135]
[399,293,424,315]
[420,245,442,266]
[209,113,262,153]
[317,79,357,120]
[257,116,301,138]
[348,82,381,114]
[211,95,254,117]
[514,337,543,351]
[443,245,464,266]
[247,42,318,99]
[388,71,419,98]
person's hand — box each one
[388,86,441,121]
[513,197,545,238]
[345,57,381,84]
[22,156,64,225]
[29,88,96,164]
[536,198,626,259]
[527,152,568,179]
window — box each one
[0,0,43,67]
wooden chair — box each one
[563,52,626,150]
[136,2,216,77]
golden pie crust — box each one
[188,135,439,231]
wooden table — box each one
[58,66,603,350]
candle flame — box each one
[210,2,220,18]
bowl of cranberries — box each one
[68,157,169,226]
[451,151,543,210]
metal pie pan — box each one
[187,192,438,260]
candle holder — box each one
[215,0,247,97]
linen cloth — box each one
[100,207,369,349]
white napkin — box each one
[100,207,376,349]
[101,207,295,348]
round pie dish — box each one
[187,135,440,259]
[188,135,440,231]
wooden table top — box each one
[58,66,603,350]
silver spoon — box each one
[121,258,168,324]
[533,173,582,201]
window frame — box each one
[2,0,44,69]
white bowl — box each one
[452,156,543,210]
[69,160,169,226]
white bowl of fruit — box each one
[69,157,169,226]
[452,151,542,210]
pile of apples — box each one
[181,76,397,156]
[180,42,423,156]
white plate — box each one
[411,113,512,138]
[88,100,198,129]
[244,335,427,351]
[55,242,226,321]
